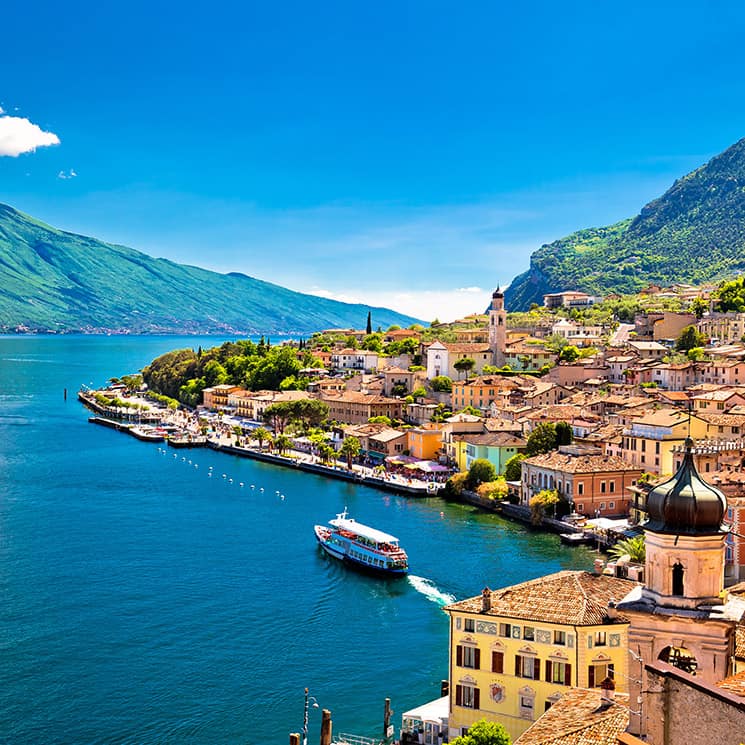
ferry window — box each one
[464,618,475,632]
[554,631,566,646]
[523,626,535,641]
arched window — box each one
[658,645,697,675]
[672,562,684,596]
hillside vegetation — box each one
[506,137,745,309]
[0,203,420,334]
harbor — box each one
[1,335,596,744]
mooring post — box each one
[320,709,332,745]
[290,734,300,745]
[383,697,392,740]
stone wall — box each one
[643,661,745,745]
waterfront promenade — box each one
[82,391,444,497]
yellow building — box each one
[408,427,443,461]
[443,571,635,742]
[621,408,709,476]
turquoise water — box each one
[0,336,593,744]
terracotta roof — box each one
[699,412,745,426]
[444,571,636,625]
[460,432,526,448]
[514,688,630,745]
[524,451,640,474]
[443,342,492,353]
[716,669,745,698]
[736,624,745,660]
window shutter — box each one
[515,655,521,676]
[473,687,480,710]
[565,663,572,687]
[474,648,481,670]
[534,658,540,680]
[456,685,463,706]
[492,651,503,674]
[545,660,552,682]
[456,645,463,667]
[588,665,595,688]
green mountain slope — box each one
[0,203,421,333]
[505,137,745,310]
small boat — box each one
[314,509,408,575]
[129,425,165,442]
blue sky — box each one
[2,1,745,321]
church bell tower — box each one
[489,286,506,367]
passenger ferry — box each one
[314,509,409,575]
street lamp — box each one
[302,687,320,745]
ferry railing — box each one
[333,734,381,745]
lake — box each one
[0,335,592,744]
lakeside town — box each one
[81,283,745,745]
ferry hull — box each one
[314,525,408,576]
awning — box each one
[402,695,449,725]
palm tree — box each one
[253,426,269,450]
[339,436,361,469]
[608,535,645,563]
[274,434,292,455]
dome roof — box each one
[644,438,727,535]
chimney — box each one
[600,676,616,701]
[606,600,618,621]
[594,558,605,575]
[481,586,492,612]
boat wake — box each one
[407,575,455,606]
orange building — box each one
[408,426,444,461]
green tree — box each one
[529,488,559,524]
[526,422,558,455]
[411,386,427,399]
[691,296,707,319]
[366,311,372,335]
[453,357,476,379]
[608,535,646,563]
[339,436,361,469]
[558,345,580,363]
[430,375,453,392]
[503,453,526,481]
[361,333,383,352]
[368,415,393,426]
[451,718,511,745]
[467,459,497,490]
[263,401,293,434]
[274,434,293,455]
[477,478,508,501]
[253,426,269,450]
[676,325,706,352]
[687,346,705,361]
[555,420,573,446]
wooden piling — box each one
[320,708,332,745]
[289,734,300,745]
[383,697,392,740]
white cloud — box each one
[57,169,77,180]
[305,286,494,323]
[0,114,60,157]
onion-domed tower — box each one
[488,286,506,367]
[619,438,741,736]
[642,437,728,610]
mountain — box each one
[0,203,421,334]
[505,137,745,310]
